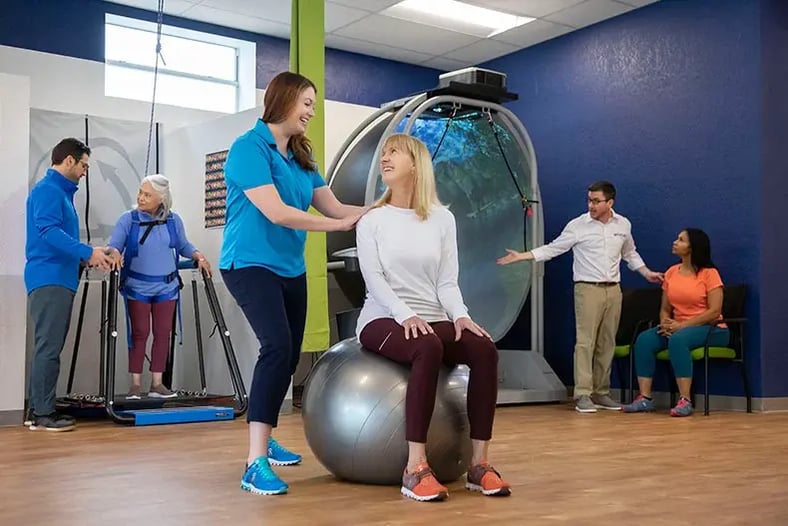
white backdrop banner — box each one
[27,109,159,396]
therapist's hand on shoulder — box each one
[334,212,363,232]
[454,317,492,342]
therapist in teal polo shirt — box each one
[219,71,365,496]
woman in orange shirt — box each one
[623,228,728,417]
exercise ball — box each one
[301,338,472,485]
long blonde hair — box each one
[374,134,442,220]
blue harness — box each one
[120,210,184,349]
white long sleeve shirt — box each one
[354,204,469,337]
[530,211,646,283]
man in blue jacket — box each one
[25,137,115,431]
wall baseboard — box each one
[0,409,24,428]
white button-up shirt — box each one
[531,211,646,283]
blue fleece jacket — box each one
[24,168,93,294]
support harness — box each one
[120,210,185,349]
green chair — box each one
[614,286,662,403]
[655,284,751,416]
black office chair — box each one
[614,286,662,403]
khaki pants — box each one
[573,282,622,398]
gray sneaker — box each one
[591,393,623,411]
[575,395,597,413]
[148,384,177,399]
[126,385,142,400]
[29,412,76,432]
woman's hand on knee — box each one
[401,316,434,340]
[659,318,686,336]
[454,317,492,342]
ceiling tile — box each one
[325,4,371,33]
[491,18,574,47]
[105,0,199,16]
[419,56,471,72]
[334,14,480,55]
[199,0,291,24]
[444,38,520,64]
[463,0,585,17]
[180,5,291,38]
[616,0,660,7]
[327,0,402,12]
[544,0,634,28]
[325,34,434,64]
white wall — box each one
[0,44,229,129]
[0,73,30,422]
[0,43,377,418]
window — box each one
[104,14,256,114]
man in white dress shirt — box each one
[497,181,663,413]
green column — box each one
[291,0,329,352]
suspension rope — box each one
[482,107,539,216]
[431,103,459,161]
[145,0,166,176]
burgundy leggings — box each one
[359,318,499,443]
[127,299,176,374]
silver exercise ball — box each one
[301,338,472,485]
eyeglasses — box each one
[587,198,609,205]
[70,155,89,170]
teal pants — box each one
[634,325,730,378]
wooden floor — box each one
[2,404,787,526]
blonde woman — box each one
[108,174,211,400]
[355,133,511,502]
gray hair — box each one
[140,174,173,219]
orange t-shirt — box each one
[662,264,724,326]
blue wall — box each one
[485,0,766,397]
[0,0,441,108]
[759,0,788,398]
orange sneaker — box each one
[466,463,511,496]
[401,464,449,502]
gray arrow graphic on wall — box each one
[29,130,154,241]
[95,158,133,208]
[29,136,147,189]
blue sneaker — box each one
[623,395,656,413]
[670,397,694,417]
[268,437,302,466]
[240,457,288,495]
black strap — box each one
[138,219,166,246]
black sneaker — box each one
[29,413,76,432]
[23,408,33,427]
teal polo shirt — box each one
[219,119,326,278]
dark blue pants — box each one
[222,266,306,427]
[28,286,75,417]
